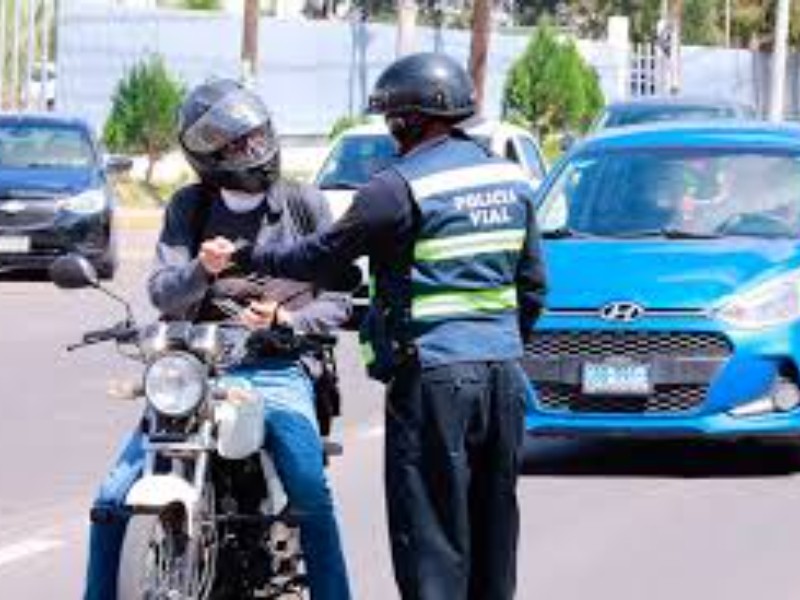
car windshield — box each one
[599,105,736,128]
[0,124,94,169]
[316,134,399,189]
[538,148,800,239]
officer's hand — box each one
[199,237,237,275]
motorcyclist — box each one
[83,78,352,600]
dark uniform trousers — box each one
[385,359,527,600]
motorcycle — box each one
[51,253,341,599]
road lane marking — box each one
[0,538,64,568]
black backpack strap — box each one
[283,181,318,237]
[187,184,216,256]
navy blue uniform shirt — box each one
[253,138,547,340]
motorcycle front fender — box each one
[125,474,202,535]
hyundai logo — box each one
[599,301,645,322]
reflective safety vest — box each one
[360,136,535,380]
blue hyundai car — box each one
[525,122,800,439]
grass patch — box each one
[111,174,192,208]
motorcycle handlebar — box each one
[71,322,137,351]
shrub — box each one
[104,55,185,183]
[328,114,369,140]
[503,24,604,138]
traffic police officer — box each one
[246,52,547,600]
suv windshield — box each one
[539,148,800,239]
[316,134,399,190]
[0,124,94,169]
[598,106,736,129]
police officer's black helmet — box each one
[367,52,476,120]
[178,78,280,193]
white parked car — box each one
[312,117,548,318]
[27,61,57,110]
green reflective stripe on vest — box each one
[412,285,518,320]
[360,340,376,366]
[414,229,526,262]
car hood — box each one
[543,238,800,311]
[321,189,357,222]
[0,167,95,197]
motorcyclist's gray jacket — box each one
[148,181,351,333]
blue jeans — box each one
[84,359,351,600]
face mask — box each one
[220,188,265,213]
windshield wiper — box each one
[541,227,590,239]
[320,181,362,191]
[601,228,720,240]
[660,227,721,239]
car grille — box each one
[528,331,732,416]
[536,383,707,414]
[528,331,731,359]
[0,201,58,229]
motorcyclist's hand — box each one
[241,299,293,330]
[241,299,279,329]
[199,237,237,275]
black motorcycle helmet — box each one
[178,78,280,193]
[367,52,476,151]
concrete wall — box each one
[56,8,784,136]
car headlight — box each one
[58,189,107,214]
[144,352,206,417]
[716,270,800,329]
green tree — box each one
[157,0,222,8]
[503,24,604,137]
[682,0,721,45]
[104,55,184,184]
[179,0,222,8]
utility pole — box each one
[668,0,682,94]
[769,0,791,121]
[724,0,731,48]
[396,0,418,57]
[469,0,491,114]
[242,0,259,87]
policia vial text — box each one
[454,188,517,227]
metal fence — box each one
[0,0,56,111]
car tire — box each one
[94,231,119,280]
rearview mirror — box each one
[49,254,99,289]
[560,132,577,153]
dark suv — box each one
[0,115,130,279]
[593,97,755,130]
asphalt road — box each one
[3,228,800,599]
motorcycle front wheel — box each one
[117,502,217,600]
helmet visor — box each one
[214,125,278,170]
[182,88,272,155]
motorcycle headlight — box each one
[144,352,206,417]
[717,270,800,330]
[58,189,107,215]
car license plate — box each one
[583,362,651,396]
[0,235,30,253]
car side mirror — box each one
[104,154,133,175]
[49,254,99,289]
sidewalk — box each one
[117,207,163,231]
